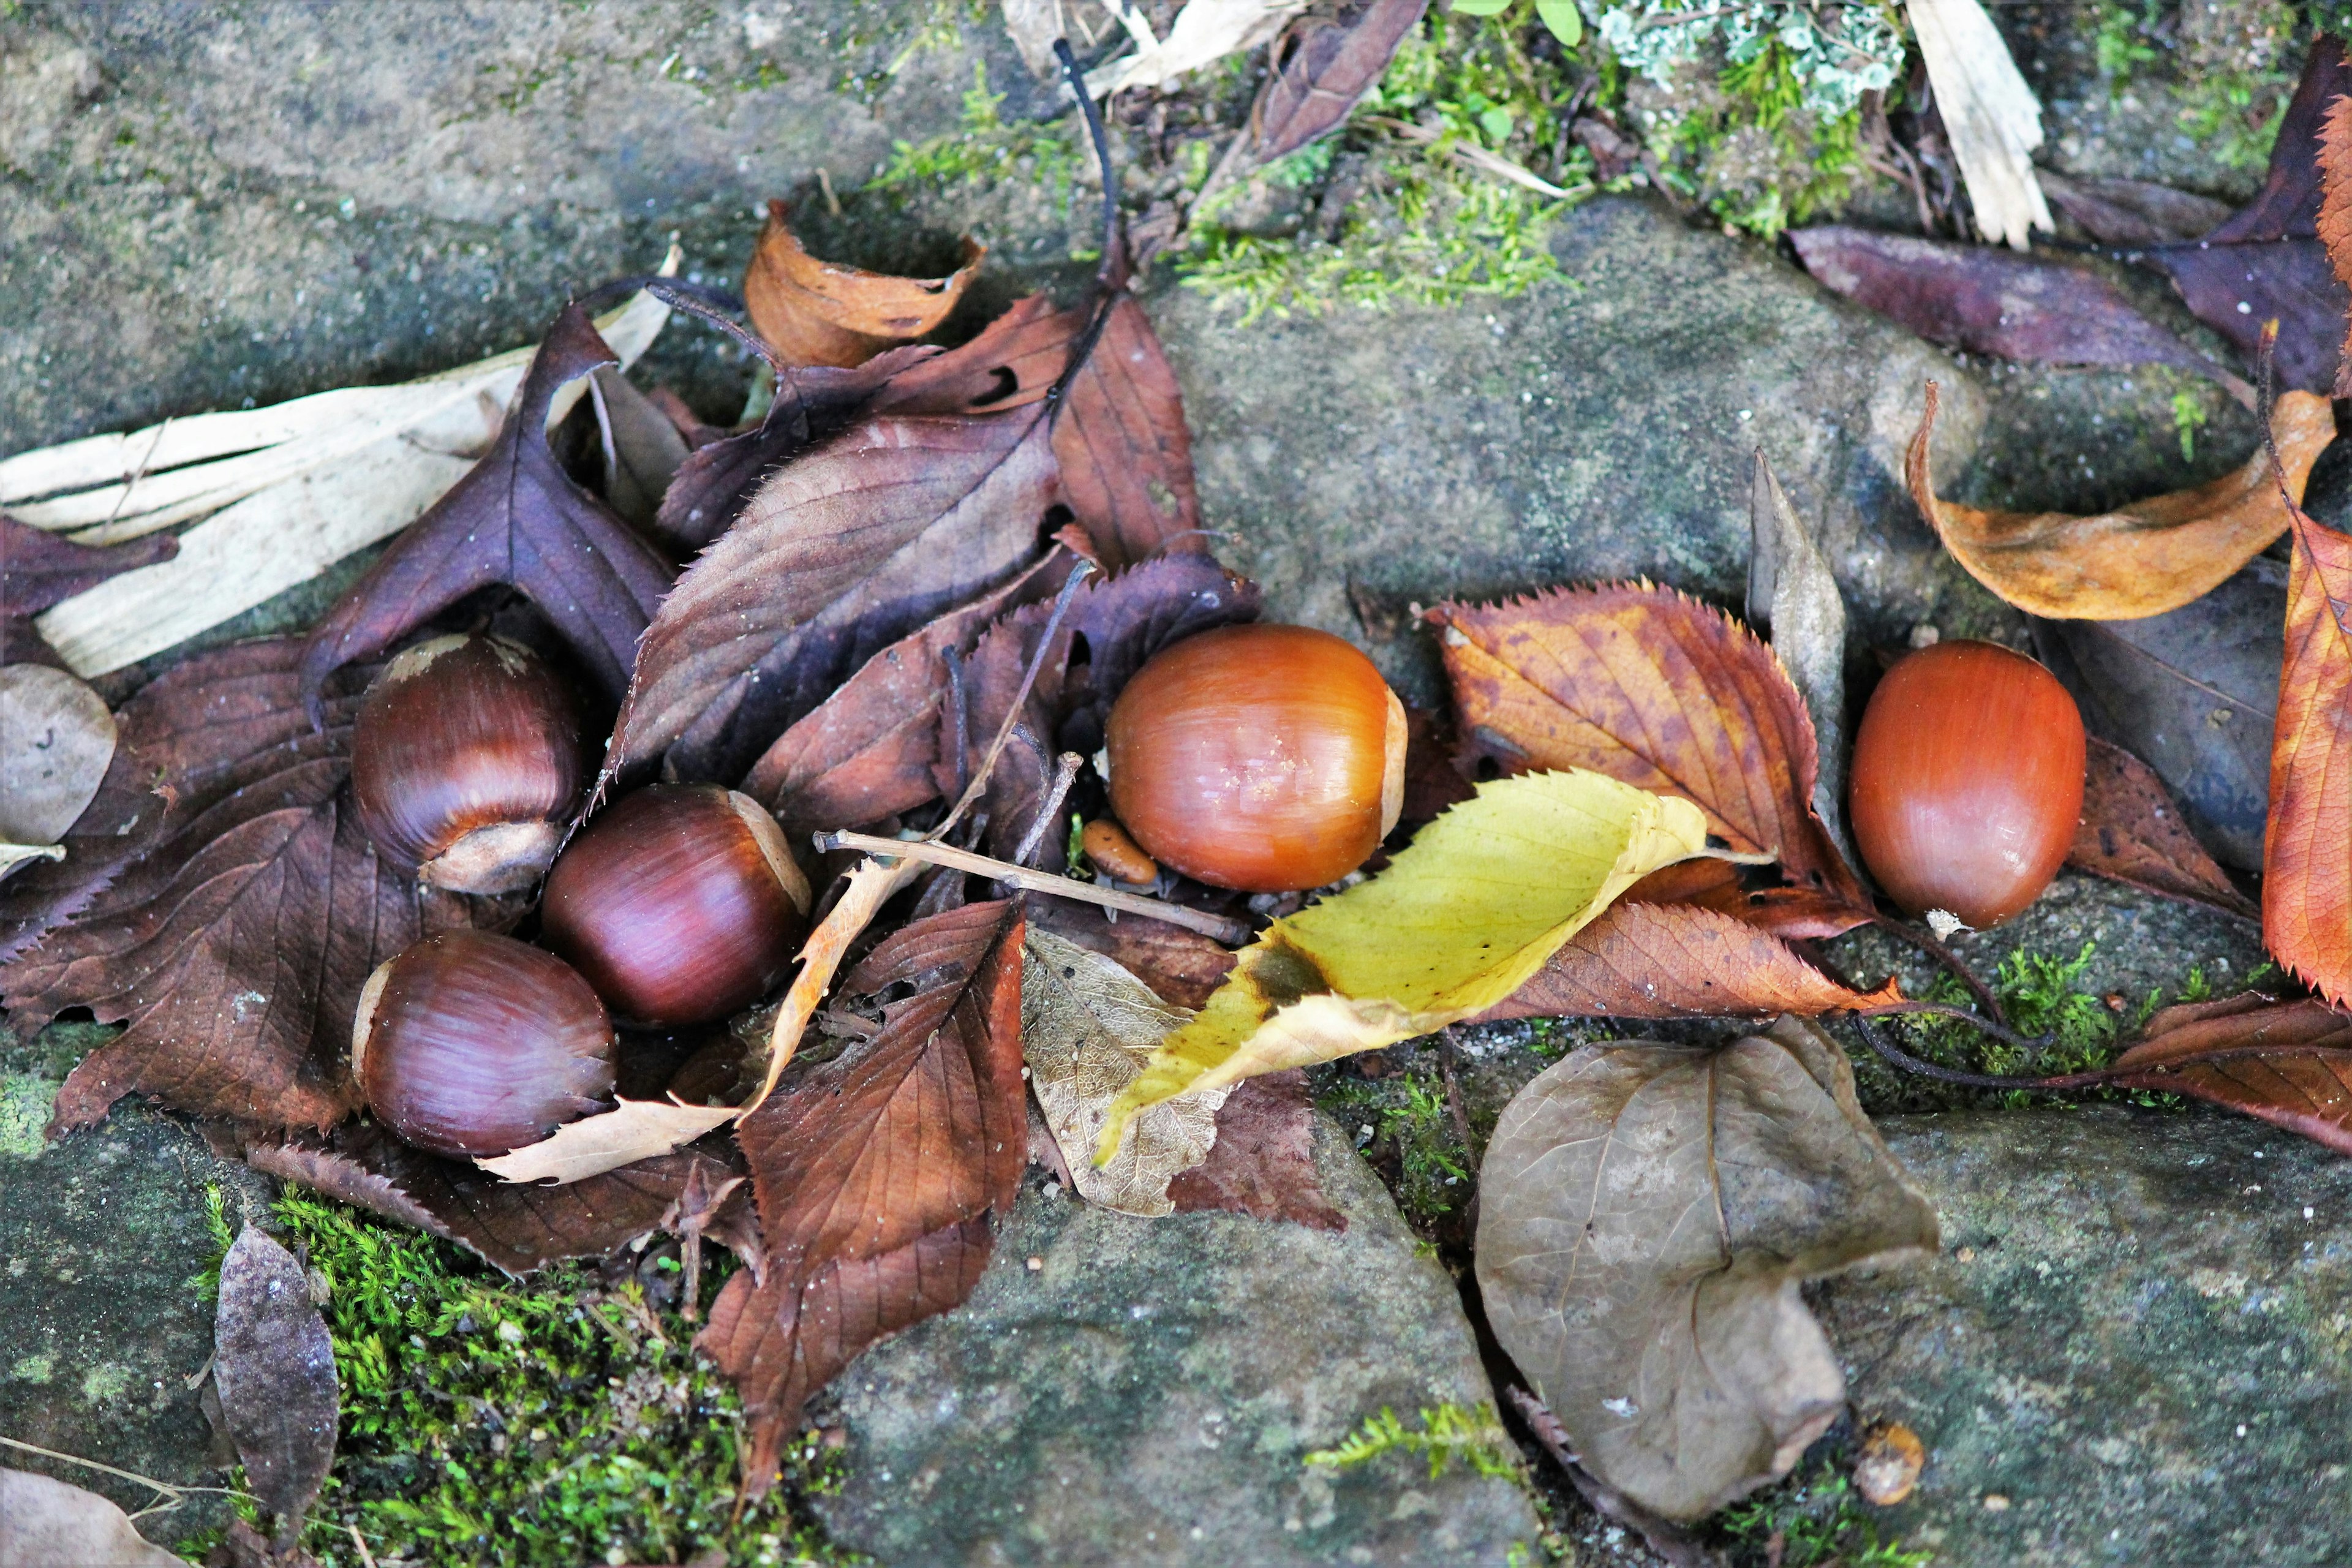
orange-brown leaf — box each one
[743,202,982,368]
[1430,584,1863,908]
[1475,901,1899,1022]
[2108,993,2352,1153]
[2069,736,2257,918]
[697,899,1026,1494]
[2264,503,2352,1003]
[2318,90,2352,396]
[1907,380,2334,619]
[1622,858,1871,939]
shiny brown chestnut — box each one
[1847,639,2086,929]
[1104,623,1407,892]
[540,785,813,1027]
[351,634,587,895]
[352,929,615,1158]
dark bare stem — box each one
[1850,1014,2113,1092]
[1863,1000,2052,1053]
[930,560,1095,843]
[1868,913,2007,1026]
[1054,37,1123,288]
[1012,751,1087,869]
[942,643,970,800]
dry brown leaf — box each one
[213,1226,338,1531]
[1747,449,1855,875]
[2068,736,2257,918]
[1022,928,1227,1216]
[1907,381,2334,619]
[1476,901,1902,1022]
[587,364,691,529]
[1164,1068,1346,1231]
[744,202,982,368]
[0,512,176,668]
[0,664,115,861]
[1023,898,1238,1010]
[699,900,1026,1495]
[1476,1016,1939,1521]
[0,1468,183,1566]
[474,1096,739,1186]
[1620,858,1871,940]
[1431,584,1864,910]
[2108,993,2352,1152]
[1853,1422,1926,1506]
[2265,496,2352,1005]
[2319,81,2352,394]
[1251,0,1431,163]
[744,857,924,1114]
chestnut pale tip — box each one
[729,790,813,916]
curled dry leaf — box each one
[1907,382,2332,619]
[1251,0,1431,163]
[0,512,176,668]
[213,1226,338,1529]
[15,271,673,679]
[609,407,1058,785]
[474,1096,739,1186]
[0,664,116,858]
[299,304,675,712]
[1100,771,1711,1160]
[1903,0,2051,249]
[2106,993,2352,1153]
[1164,1068,1346,1231]
[2031,556,2283,871]
[2263,499,2352,1004]
[699,900,1026,1494]
[0,1468,183,1567]
[1622,857,1874,940]
[587,364,691,529]
[1476,900,1901,1023]
[2039,170,2233,246]
[1022,928,1228,1217]
[1091,0,1312,96]
[1476,1016,1939,1521]
[244,1121,730,1276]
[746,856,924,1114]
[1433,583,1864,910]
[1747,450,1854,874]
[2069,736,2257,919]
[744,202,981,369]
[1790,228,2223,386]
[0,639,462,1133]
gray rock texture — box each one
[813,1111,1543,1567]
[0,1020,270,1548]
[1821,1105,2352,1567]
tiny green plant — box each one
[1717,1461,1931,1567]
[1305,1403,1522,1481]
[2173,391,2209,462]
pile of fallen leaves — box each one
[14,19,2352,1564]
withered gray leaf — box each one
[587,365,691,530]
[213,1226,338,1530]
[0,1468,183,1566]
[1746,450,1853,876]
[1022,928,1227,1216]
[1476,1017,1939,1521]
[0,663,116,849]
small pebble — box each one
[1025,1256,1044,1273]
[1982,1494,2011,1512]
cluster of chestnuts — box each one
[347,635,810,1157]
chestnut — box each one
[1104,623,1407,892]
[351,634,587,895]
[540,785,813,1027]
[352,929,615,1158]
[1847,639,2086,929]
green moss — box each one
[1323,1066,1473,1226]
[866,63,1091,255]
[187,1188,857,1568]
[1305,1403,1522,1482]
[0,1072,57,1159]
[1715,1451,1930,1567]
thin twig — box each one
[349,1523,382,1568]
[1849,1014,2113,1091]
[929,562,1095,843]
[1364,116,1587,200]
[942,643,970,801]
[1011,750,1087,869]
[818,830,1252,944]
[1869,912,2007,1026]
[0,1433,252,1509]
[1864,1000,2053,1053]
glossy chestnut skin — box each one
[1847,639,2086,929]
[540,785,813,1027]
[1104,624,1408,892]
[351,634,587,895]
[353,929,614,1158]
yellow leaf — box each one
[1096,770,1710,1163]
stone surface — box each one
[811,1110,1544,1567]
[1820,1105,2352,1567]
[0,1021,270,1548]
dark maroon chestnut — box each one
[351,633,587,895]
[1847,639,2086,929]
[352,929,615,1158]
[539,785,813,1027]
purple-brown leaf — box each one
[1252,0,1431,163]
[213,1226,337,1529]
[243,1120,731,1276]
[696,899,1026,1494]
[608,409,1060,786]
[1054,293,1207,571]
[2067,736,2257,918]
[1166,1069,1347,1231]
[1,513,177,668]
[0,639,464,1133]
[299,305,675,712]
[2108,993,2352,1154]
